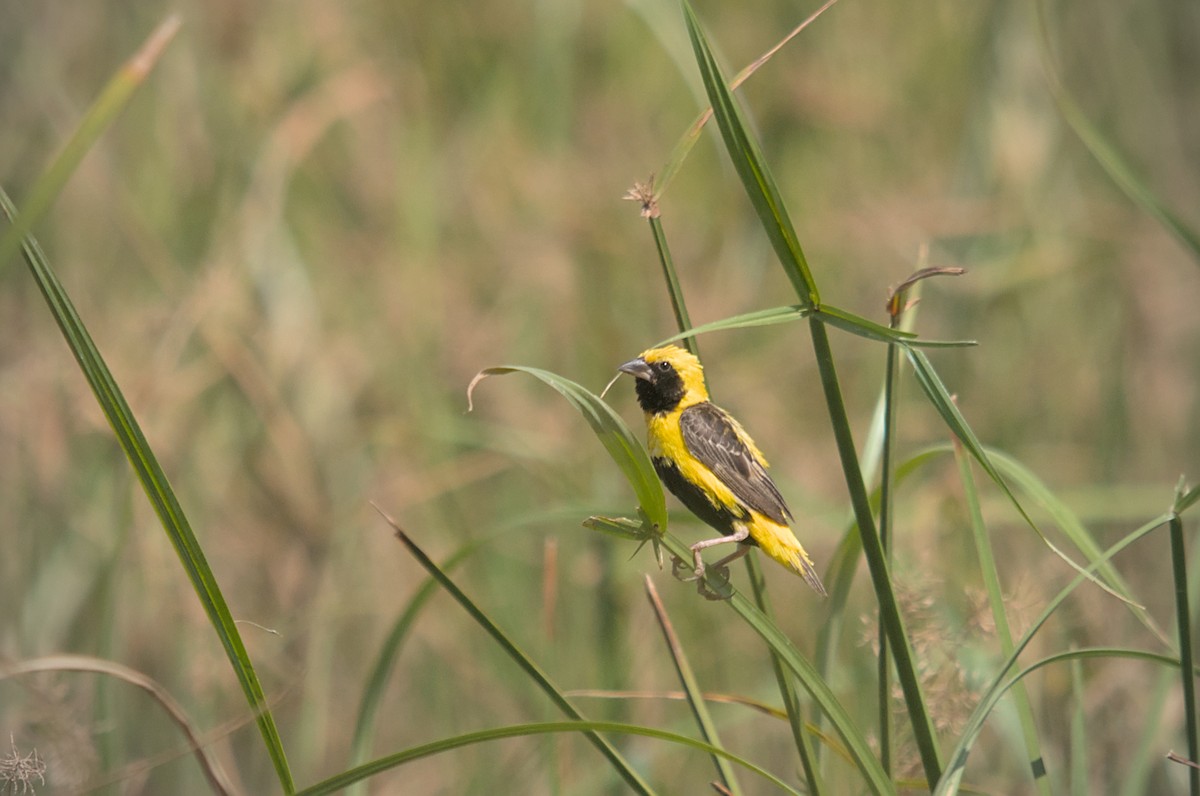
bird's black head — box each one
[617,346,699,415]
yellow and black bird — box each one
[618,344,825,596]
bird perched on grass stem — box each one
[618,344,825,597]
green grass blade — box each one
[0,17,181,275]
[744,554,825,796]
[467,366,668,531]
[643,577,743,795]
[1177,484,1200,515]
[809,320,943,788]
[1035,0,1200,264]
[296,720,802,796]
[1170,512,1200,795]
[0,188,294,792]
[953,442,1050,794]
[680,0,818,306]
[646,211,703,361]
[376,508,657,795]
[934,514,1172,795]
[655,531,894,795]
[816,304,975,348]
[982,447,1168,645]
[347,542,480,796]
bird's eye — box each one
[656,361,672,372]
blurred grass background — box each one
[2,0,1198,792]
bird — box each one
[618,344,825,597]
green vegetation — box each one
[2,0,1199,793]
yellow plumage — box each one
[618,345,824,596]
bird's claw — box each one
[671,555,701,582]
[672,556,733,600]
[698,564,733,601]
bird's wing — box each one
[679,402,792,525]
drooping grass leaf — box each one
[983,447,1167,645]
[905,346,1136,607]
[467,366,667,531]
[0,188,294,792]
[0,655,236,795]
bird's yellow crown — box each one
[638,345,709,401]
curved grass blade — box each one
[656,0,840,196]
[654,305,812,347]
[468,366,667,531]
[0,188,293,792]
[347,542,480,796]
[0,16,181,275]
[376,507,656,795]
[0,655,236,795]
[935,515,1171,795]
[296,720,802,796]
[680,0,817,307]
[983,447,1168,645]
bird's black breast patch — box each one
[653,456,757,546]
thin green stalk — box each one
[1170,512,1200,795]
[647,213,701,361]
[808,317,943,787]
[876,331,899,776]
[953,443,1050,794]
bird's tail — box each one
[752,515,826,596]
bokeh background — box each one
[2,0,1199,793]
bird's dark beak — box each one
[618,358,654,382]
